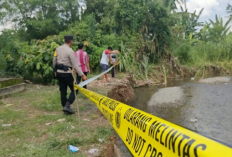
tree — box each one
[162,0,186,12]
[114,0,148,34]
[173,9,204,38]
[207,15,231,42]
[226,4,232,17]
[114,0,172,58]
[197,24,210,43]
[0,0,81,40]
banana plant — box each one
[118,41,135,72]
[140,55,152,80]
[188,32,198,45]
[207,15,232,42]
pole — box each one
[69,68,81,135]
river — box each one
[116,78,232,156]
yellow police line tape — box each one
[74,85,232,157]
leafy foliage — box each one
[175,43,191,64]
[0,0,232,82]
[207,15,232,42]
[5,38,59,83]
[227,3,232,17]
[0,0,81,40]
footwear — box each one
[63,106,75,114]
[63,102,75,114]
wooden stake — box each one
[69,68,81,135]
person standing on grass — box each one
[100,46,119,83]
[74,43,90,89]
[53,35,87,114]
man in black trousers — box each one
[53,35,87,114]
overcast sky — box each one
[186,0,231,22]
[0,0,231,32]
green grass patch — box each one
[0,108,25,124]
[93,126,114,142]
[31,90,61,111]
[0,84,114,157]
[35,114,67,124]
[0,142,86,157]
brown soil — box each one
[100,142,116,157]
[107,81,135,104]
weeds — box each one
[172,33,232,76]
[162,65,168,85]
[0,84,113,157]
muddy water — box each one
[132,79,232,146]
[117,79,232,156]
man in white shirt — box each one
[100,46,119,83]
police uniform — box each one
[53,35,84,114]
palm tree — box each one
[226,4,232,17]
[172,8,204,38]
[163,0,187,12]
[175,0,187,12]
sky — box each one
[185,0,231,24]
[0,0,231,32]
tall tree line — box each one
[0,0,81,40]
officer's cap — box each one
[64,35,73,41]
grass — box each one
[173,38,232,77]
[0,84,113,157]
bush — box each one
[0,52,6,72]
[5,40,59,84]
[175,43,191,64]
[2,18,140,84]
[85,44,105,71]
[189,37,232,64]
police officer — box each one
[53,35,87,114]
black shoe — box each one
[63,106,75,114]
[63,111,72,115]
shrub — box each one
[175,43,191,64]
[5,40,59,84]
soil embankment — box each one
[107,82,135,104]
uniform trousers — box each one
[57,72,75,107]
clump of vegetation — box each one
[0,1,232,82]
[175,43,191,64]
